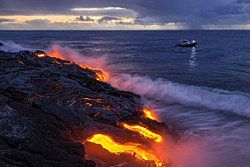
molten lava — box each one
[48,48,65,60]
[79,65,107,81]
[122,123,162,143]
[87,134,163,166]
[37,53,46,57]
[46,48,108,82]
[79,65,95,70]
[34,47,166,166]
[143,108,158,121]
[95,71,107,81]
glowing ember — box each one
[95,71,107,81]
[37,53,46,57]
[122,123,162,143]
[143,108,158,121]
[79,65,107,81]
[87,134,163,166]
[79,65,95,70]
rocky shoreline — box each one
[0,50,171,167]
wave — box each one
[0,41,28,52]
[110,74,250,118]
[2,41,249,118]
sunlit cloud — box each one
[0,0,250,29]
[0,15,101,23]
[0,16,187,30]
[71,7,126,11]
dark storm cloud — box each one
[98,16,120,23]
[0,0,250,28]
[0,18,16,23]
[76,16,94,22]
[97,16,133,25]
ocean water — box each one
[1,30,250,167]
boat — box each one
[175,40,197,48]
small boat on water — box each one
[175,40,197,48]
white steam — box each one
[0,41,28,52]
[46,44,107,70]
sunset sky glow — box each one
[0,0,249,30]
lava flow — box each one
[143,107,158,121]
[37,53,46,57]
[95,71,107,81]
[87,134,163,167]
[35,48,108,82]
[34,47,166,166]
[122,123,163,143]
[79,65,107,81]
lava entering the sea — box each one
[86,134,163,167]
[122,123,163,143]
[34,47,167,166]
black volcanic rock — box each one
[0,50,171,167]
[0,42,3,46]
[34,50,46,55]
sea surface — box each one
[1,30,250,167]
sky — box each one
[0,0,250,30]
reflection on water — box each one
[189,47,197,70]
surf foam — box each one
[110,74,250,118]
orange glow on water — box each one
[87,134,163,166]
[122,123,163,143]
[143,108,158,120]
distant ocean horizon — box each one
[1,30,250,166]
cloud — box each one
[0,18,16,23]
[97,16,135,25]
[0,18,186,30]
[98,16,120,23]
[71,7,126,11]
[0,0,249,29]
[75,16,94,22]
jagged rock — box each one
[34,50,46,55]
[0,50,171,167]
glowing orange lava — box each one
[122,123,162,143]
[37,53,46,57]
[37,46,165,166]
[48,48,65,60]
[143,108,158,121]
[95,71,107,81]
[79,65,95,70]
[79,65,107,81]
[87,134,163,166]
[46,49,108,82]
